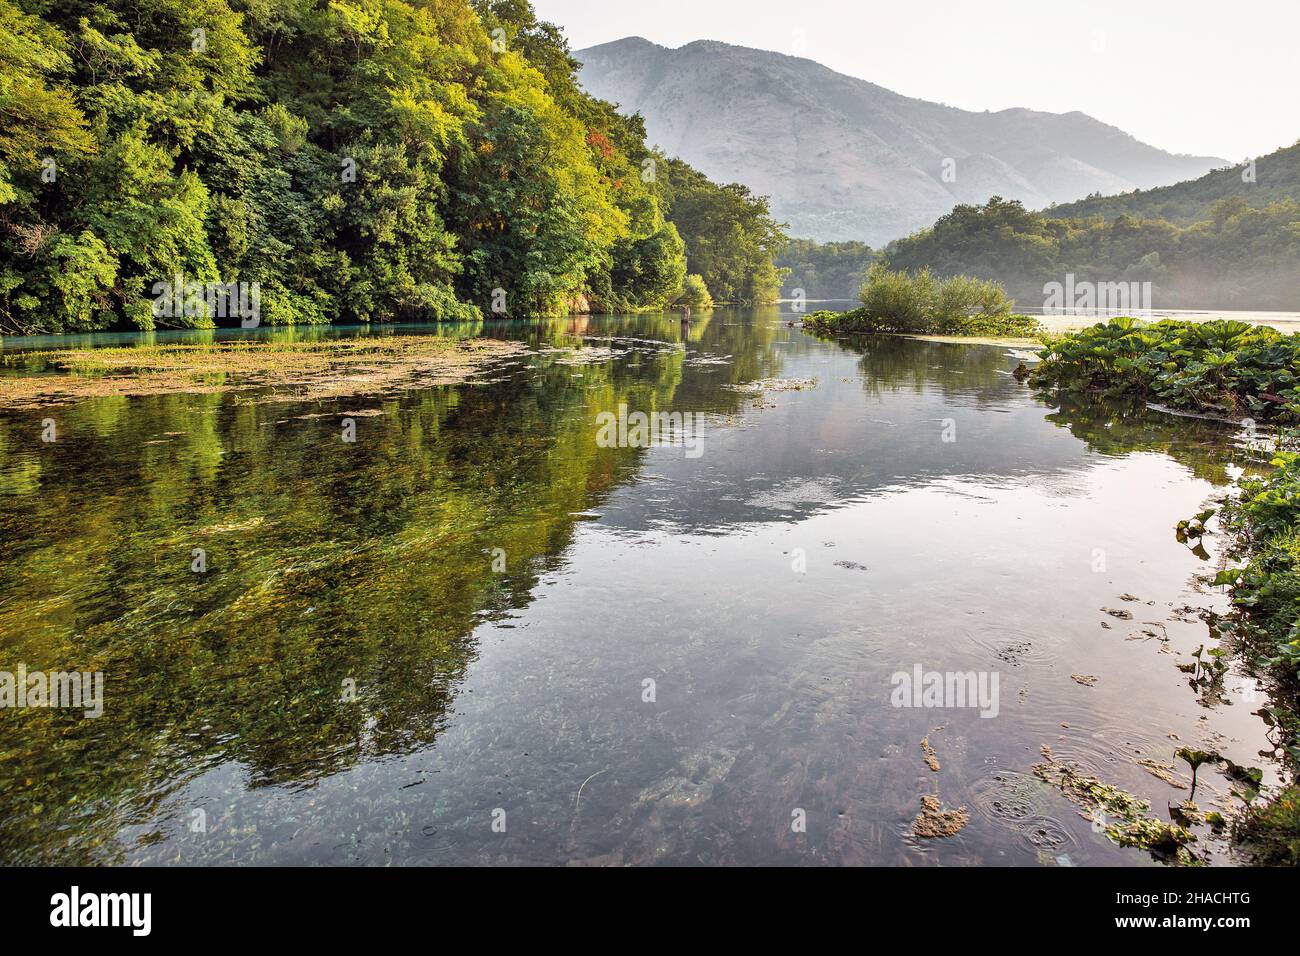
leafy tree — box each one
[776,238,875,300]
[1,0,786,332]
[659,156,788,305]
[674,273,712,310]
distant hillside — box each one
[1049,141,1300,224]
[575,37,1225,245]
[882,195,1300,312]
[776,239,876,301]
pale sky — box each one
[533,0,1299,161]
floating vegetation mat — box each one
[723,378,818,393]
[1033,746,1200,865]
[0,337,529,408]
[912,795,969,838]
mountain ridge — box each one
[1048,141,1300,223]
[575,37,1226,244]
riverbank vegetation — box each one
[1163,450,1300,865]
[1212,453,1300,864]
[776,239,876,301]
[1032,319,1300,423]
[803,266,1042,337]
[885,193,1300,312]
[0,0,786,334]
[1032,318,1300,864]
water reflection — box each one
[0,310,1270,865]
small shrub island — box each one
[803,266,1042,338]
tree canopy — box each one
[776,238,875,301]
[882,196,1300,311]
[0,0,787,333]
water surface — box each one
[0,309,1276,865]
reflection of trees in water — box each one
[831,335,1244,486]
[825,334,1017,402]
[0,318,1252,862]
[534,309,788,413]
[1043,395,1243,486]
[672,306,788,407]
[0,321,751,863]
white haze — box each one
[534,0,1298,162]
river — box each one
[0,308,1278,865]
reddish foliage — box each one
[587,131,615,160]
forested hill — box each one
[574,36,1223,245]
[882,192,1300,312]
[1048,141,1300,225]
[0,0,786,334]
[776,239,876,301]
[781,140,1300,305]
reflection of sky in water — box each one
[0,311,1275,866]
[595,332,1097,535]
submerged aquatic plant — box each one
[1033,752,1200,865]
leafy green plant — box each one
[1033,319,1300,422]
[803,266,1039,337]
[673,274,714,310]
[1232,784,1300,864]
[1175,748,1219,799]
[1176,508,1216,543]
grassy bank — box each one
[1033,318,1300,863]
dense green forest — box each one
[776,238,875,301]
[878,141,1300,310]
[884,195,1300,311]
[0,0,787,333]
[1050,141,1300,225]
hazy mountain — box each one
[575,37,1226,245]
[1049,141,1300,224]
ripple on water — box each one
[961,623,1053,668]
[1020,701,1166,783]
[968,768,1081,857]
